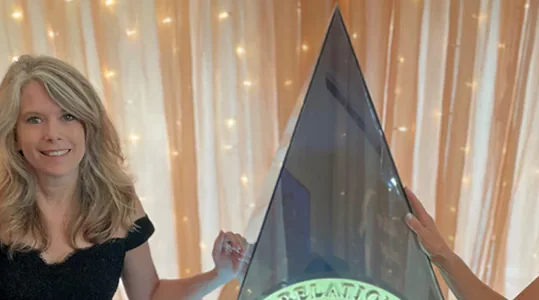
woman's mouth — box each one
[40,149,71,157]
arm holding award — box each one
[404,187,538,300]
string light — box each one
[218,11,230,20]
[105,0,114,6]
[284,80,293,86]
[11,10,23,20]
[11,56,19,62]
[184,268,191,274]
[397,126,408,132]
[104,70,116,78]
[126,29,137,37]
[199,241,207,250]
[248,203,255,208]
[448,235,455,242]
[462,176,470,185]
[236,46,245,56]
[226,118,236,128]
[465,81,478,89]
[498,43,506,49]
[398,56,405,63]
[171,151,179,156]
[301,44,309,52]
[460,146,470,154]
[243,80,252,87]
[162,17,172,24]
[449,206,456,213]
[48,31,58,38]
[182,216,189,222]
[352,33,358,39]
[433,110,442,118]
[241,175,249,186]
[128,134,140,143]
[525,3,530,9]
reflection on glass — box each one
[238,8,444,300]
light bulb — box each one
[126,29,137,37]
[182,216,189,222]
[11,56,19,62]
[397,126,408,132]
[48,31,57,38]
[241,175,249,185]
[236,46,245,55]
[11,11,23,20]
[218,11,230,20]
[226,118,236,128]
[104,70,116,78]
[301,44,309,52]
[398,56,405,63]
[162,17,172,24]
[243,80,252,87]
[105,0,114,6]
[284,80,293,86]
[352,33,358,39]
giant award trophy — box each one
[237,7,444,300]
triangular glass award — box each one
[237,7,444,300]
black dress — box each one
[0,215,155,300]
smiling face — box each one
[16,80,86,179]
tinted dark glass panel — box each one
[238,8,444,300]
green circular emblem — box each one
[263,278,401,300]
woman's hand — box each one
[212,231,250,282]
[404,187,454,265]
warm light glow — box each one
[397,126,408,132]
[182,216,189,222]
[449,206,456,213]
[243,80,252,87]
[129,135,141,144]
[105,0,114,6]
[301,44,309,52]
[460,146,470,154]
[525,3,530,9]
[48,31,57,38]
[11,11,23,20]
[226,118,236,128]
[236,46,245,55]
[172,151,179,156]
[241,174,249,185]
[466,81,478,89]
[162,17,172,24]
[218,11,230,20]
[184,268,191,274]
[340,191,345,196]
[498,43,506,49]
[284,80,293,86]
[248,203,255,208]
[534,253,538,259]
[199,241,207,250]
[126,29,137,37]
[462,176,470,185]
[448,235,455,242]
[104,70,116,78]
[434,110,442,118]
[11,56,19,62]
[352,33,358,39]
[398,56,405,63]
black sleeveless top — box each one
[0,215,155,300]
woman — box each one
[404,187,537,300]
[0,55,248,300]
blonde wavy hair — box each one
[0,55,137,256]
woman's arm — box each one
[404,188,506,300]
[121,199,248,300]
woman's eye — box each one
[62,114,76,121]
[26,117,41,124]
